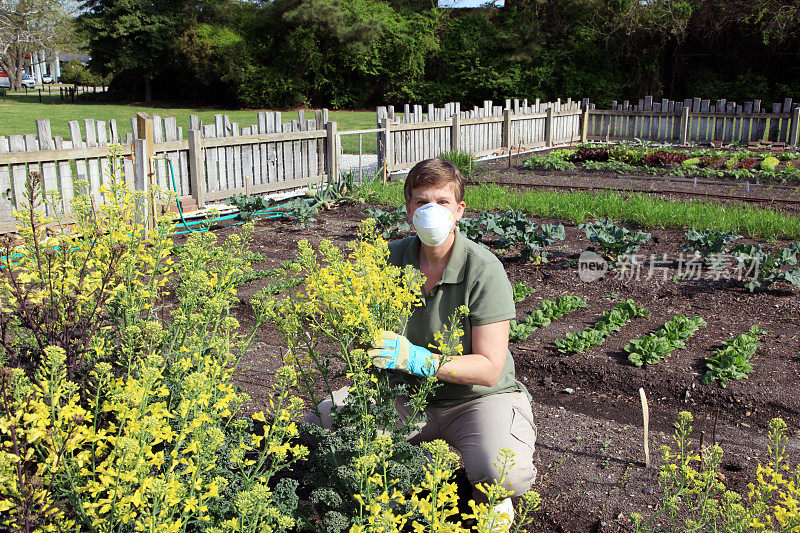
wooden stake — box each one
[639,387,651,469]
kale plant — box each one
[363,206,411,238]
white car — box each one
[21,75,36,89]
[42,74,54,84]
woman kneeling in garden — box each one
[313,158,537,528]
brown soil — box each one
[208,169,800,532]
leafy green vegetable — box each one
[626,315,707,367]
[579,217,651,264]
[555,299,649,354]
[684,228,741,260]
[731,242,800,292]
[702,326,768,387]
[509,295,586,342]
[512,282,535,303]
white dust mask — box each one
[412,202,455,247]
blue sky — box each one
[438,0,504,7]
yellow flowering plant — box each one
[632,412,800,532]
[0,149,307,532]
[0,151,175,379]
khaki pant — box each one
[309,387,537,501]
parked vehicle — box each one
[0,72,9,88]
[42,74,54,84]
[21,75,36,89]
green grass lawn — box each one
[0,92,378,153]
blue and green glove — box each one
[368,331,439,378]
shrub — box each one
[439,150,478,179]
[0,155,307,532]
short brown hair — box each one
[404,158,466,203]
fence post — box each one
[679,107,691,145]
[326,121,339,182]
[790,106,800,149]
[381,117,393,180]
[581,109,590,143]
[135,112,156,233]
[133,139,149,231]
[545,106,555,147]
[188,129,206,209]
[451,108,461,152]
[502,109,511,149]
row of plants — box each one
[554,300,651,354]
[523,143,800,183]
[509,296,587,342]
[701,326,769,387]
[364,198,800,293]
[625,315,707,367]
[360,181,800,241]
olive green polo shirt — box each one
[388,230,531,406]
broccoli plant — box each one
[579,218,651,264]
[684,228,741,260]
[731,242,800,292]
[363,206,410,239]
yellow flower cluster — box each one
[299,219,423,347]
[633,412,800,532]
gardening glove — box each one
[368,331,439,378]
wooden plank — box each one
[82,119,102,202]
[782,98,793,142]
[109,120,119,144]
[213,115,227,191]
[9,136,29,211]
[0,137,13,224]
[151,116,167,191]
[242,126,253,194]
[66,121,88,196]
[203,124,219,193]
[95,120,111,204]
[266,113,278,183]
[34,120,58,215]
[231,122,242,191]
[255,112,267,186]
[770,103,782,141]
[162,117,180,196]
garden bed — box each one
[217,192,800,532]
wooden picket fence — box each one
[376,99,582,171]
[582,96,800,146]
[0,110,338,233]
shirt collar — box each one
[403,229,467,285]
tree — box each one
[0,0,67,89]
